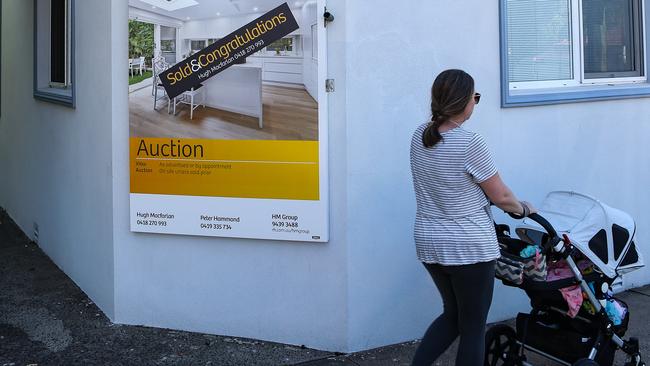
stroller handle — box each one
[525,213,558,238]
[509,211,562,253]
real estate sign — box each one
[129,2,328,242]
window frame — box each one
[34,0,76,108]
[311,23,318,61]
[500,0,650,107]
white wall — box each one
[3,0,649,354]
[113,1,349,351]
[128,6,183,28]
[179,10,305,61]
[301,2,318,101]
[180,10,304,40]
[341,0,650,352]
[0,0,116,317]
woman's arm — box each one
[479,173,536,216]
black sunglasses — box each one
[474,92,481,104]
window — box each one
[267,37,293,52]
[264,36,300,56]
[500,0,650,107]
[34,0,75,107]
[159,25,177,64]
[160,40,175,52]
[583,1,644,80]
[507,0,573,86]
[190,40,206,52]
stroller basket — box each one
[516,312,616,364]
[515,297,629,365]
[496,237,547,285]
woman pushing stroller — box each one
[409,69,537,365]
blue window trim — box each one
[33,0,76,108]
[499,0,650,108]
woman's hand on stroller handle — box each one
[505,201,538,219]
[521,201,537,215]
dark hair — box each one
[422,69,475,148]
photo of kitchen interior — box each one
[128,0,319,141]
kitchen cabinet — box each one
[250,56,303,85]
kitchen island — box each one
[202,63,263,128]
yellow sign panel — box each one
[130,138,319,200]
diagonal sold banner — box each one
[160,2,299,99]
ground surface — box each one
[129,71,153,85]
[1,208,649,365]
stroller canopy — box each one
[518,191,643,279]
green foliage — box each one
[129,20,154,62]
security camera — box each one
[323,8,334,25]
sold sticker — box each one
[159,2,299,99]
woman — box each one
[409,69,536,366]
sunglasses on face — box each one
[474,92,481,104]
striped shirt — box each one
[409,123,500,265]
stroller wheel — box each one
[485,324,520,366]
[624,354,645,366]
[572,359,599,366]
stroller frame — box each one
[485,213,644,366]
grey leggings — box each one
[411,260,496,366]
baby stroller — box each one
[485,191,645,366]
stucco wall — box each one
[2,0,648,354]
[113,0,349,352]
[0,0,115,317]
[343,0,650,352]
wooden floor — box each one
[129,84,318,140]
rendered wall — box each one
[343,0,650,352]
[0,0,115,317]
[3,0,648,354]
[112,0,350,352]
